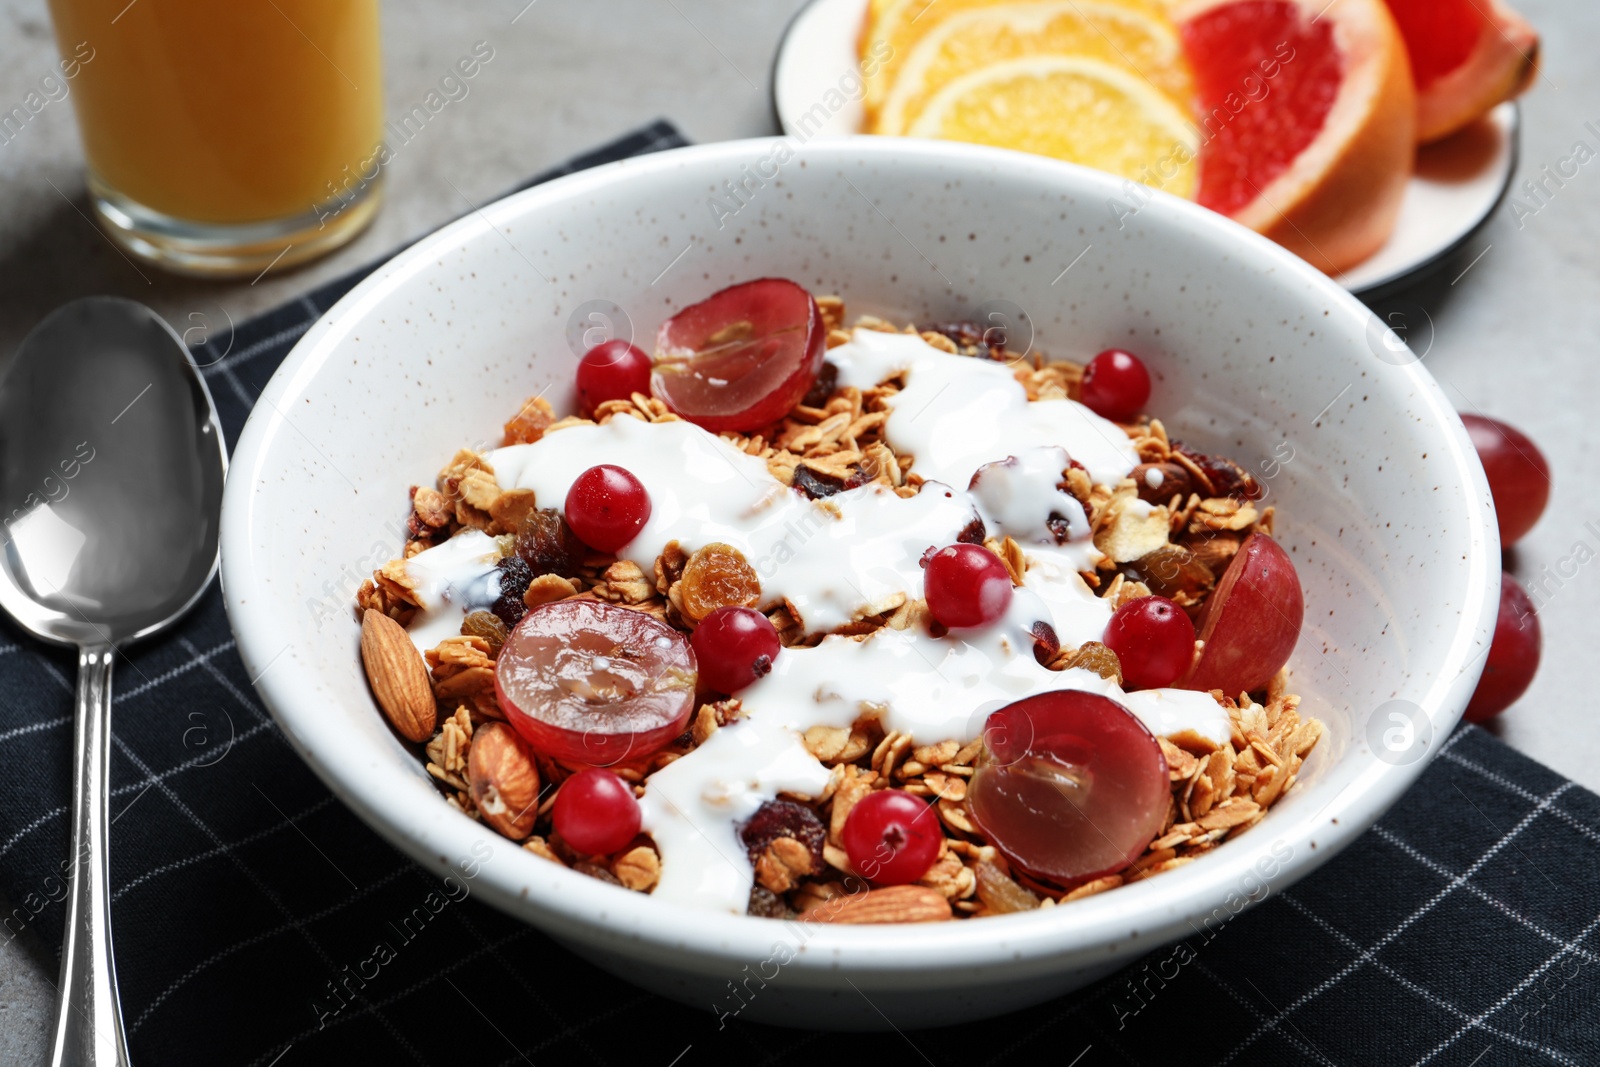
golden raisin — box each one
[503,396,555,445]
[462,610,507,653]
[678,542,760,622]
[1059,641,1122,684]
[974,861,1040,914]
[515,508,584,578]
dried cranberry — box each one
[738,799,825,870]
[1170,443,1262,501]
[515,508,584,577]
[800,361,839,408]
[492,555,533,627]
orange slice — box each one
[1383,0,1539,142]
[859,0,1176,124]
[1175,0,1416,274]
[872,1,1192,137]
[905,56,1201,197]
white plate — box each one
[771,0,1519,296]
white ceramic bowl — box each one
[221,137,1499,1029]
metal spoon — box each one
[0,298,226,1067]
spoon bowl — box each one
[0,298,224,647]
[0,296,226,1066]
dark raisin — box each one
[492,555,533,627]
[792,463,865,500]
[574,861,622,886]
[738,799,825,871]
[1030,620,1060,666]
[800,361,839,408]
[921,320,1006,360]
[1045,513,1077,545]
[1170,443,1262,501]
[515,508,584,577]
[956,514,986,544]
[747,885,790,919]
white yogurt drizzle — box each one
[399,328,1229,913]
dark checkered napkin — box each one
[1,123,1595,1067]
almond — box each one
[360,609,437,742]
[799,884,953,924]
[1130,462,1195,504]
[467,722,540,840]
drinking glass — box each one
[45,0,385,277]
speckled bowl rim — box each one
[221,138,1498,981]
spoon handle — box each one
[49,644,133,1067]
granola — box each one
[354,289,1321,920]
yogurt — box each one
[398,330,1226,913]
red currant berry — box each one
[1464,573,1541,723]
[840,790,942,886]
[690,606,780,694]
[1080,348,1152,422]
[576,340,652,417]
[1460,413,1550,548]
[564,464,651,553]
[552,768,641,856]
[924,543,1013,628]
[1103,595,1196,690]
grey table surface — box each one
[0,0,1595,1059]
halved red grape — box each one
[652,278,826,432]
[1461,414,1550,548]
[496,599,697,765]
[967,691,1168,888]
[1181,532,1302,696]
[1464,573,1541,723]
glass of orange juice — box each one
[45,0,384,277]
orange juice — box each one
[47,0,382,241]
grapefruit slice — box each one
[1175,0,1416,274]
[1383,0,1539,143]
[872,1,1192,138]
[905,56,1200,196]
